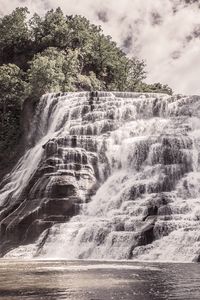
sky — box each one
[0,0,200,94]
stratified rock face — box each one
[1,91,200,262]
[0,92,99,255]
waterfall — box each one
[1,91,200,262]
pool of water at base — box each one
[0,260,199,300]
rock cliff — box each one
[1,91,200,261]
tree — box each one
[0,7,172,168]
[76,72,103,91]
[125,58,146,91]
[134,82,173,95]
[29,8,70,50]
[28,9,147,92]
[27,47,80,99]
[0,7,30,64]
[0,64,28,159]
[0,64,27,115]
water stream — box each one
[1,92,200,262]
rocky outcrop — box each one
[0,93,100,255]
[1,91,200,261]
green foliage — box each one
[28,48,65,97]
[76,72,103,91]
[0,7,29,48]
[0,7,172,166]
[108,57,146,91]
[0,7,167,96]
[29,8,70,50]
[0,64,27,159]
[0,7,30,64]
[28,47,80,98]
[134,82,173,95]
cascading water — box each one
[1,91,200,262]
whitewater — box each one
[1,91,200,262]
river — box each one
[0,260,199,300]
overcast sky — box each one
[0,0,200,94]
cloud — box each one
[0,0,200,94]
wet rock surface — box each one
[1,92,200,261]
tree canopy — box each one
[0,7,172,167]
[0,64,27,160]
